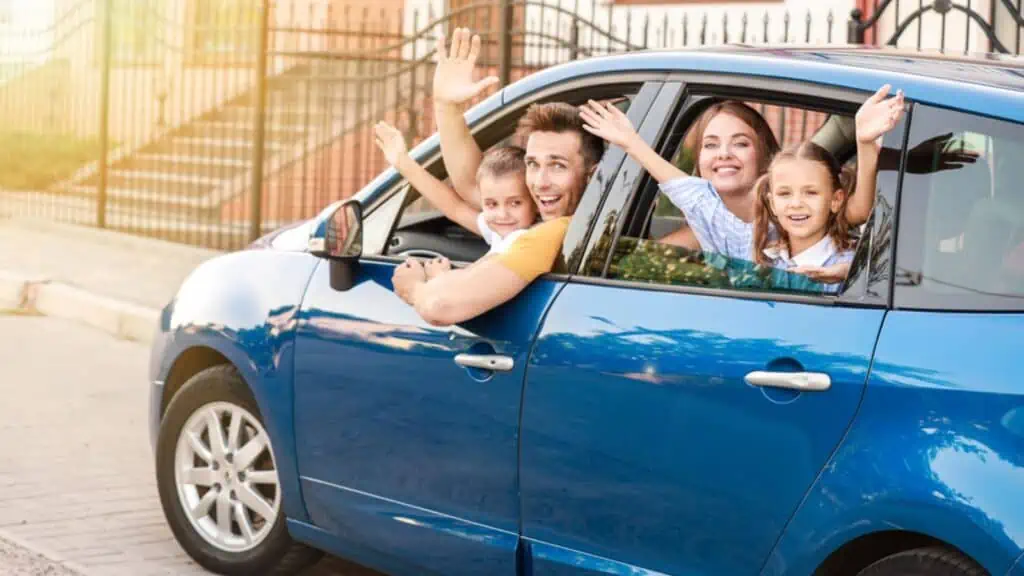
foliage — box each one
[607,237,831,295]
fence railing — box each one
[0,0,1020,251]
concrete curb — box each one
[0,526,88,575]
[0,271,159,344]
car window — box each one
[383,88,643,264]
[895,105,1024,311]
[582,96,896,299]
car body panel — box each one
[764,312,1024,576]
[289,259,565,575]
[520,283,885,575]
[148,249,320,524]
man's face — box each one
[524,131,589,220]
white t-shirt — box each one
[476,213,528,255]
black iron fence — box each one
[0,0,1020,251]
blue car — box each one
[149,46,1024,576]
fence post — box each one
[96,0,113,229]
[847,8,865,44]
[249,0,271,244]
[498,0,513,86]
[569,19,579,60]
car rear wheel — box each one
[856,546,986,576]
[156,365,321,575]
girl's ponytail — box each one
[752,173,779,265]
[829,161,857,251]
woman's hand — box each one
[579,99,641,151]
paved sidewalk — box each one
[0,216,224,343]
[0,532,80,575]
[0,216,222,311]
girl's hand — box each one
[579,99,641,151]
[374,121,408,167]
[790,261,852,284]
[856,84,905,147]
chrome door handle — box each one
[744,371,831,392]
[454,354,514,372]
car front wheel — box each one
[156,365,320,575]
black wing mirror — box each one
[309,198,362,291]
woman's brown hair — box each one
[752,141,856,265]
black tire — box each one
[156,365,322,575]
[856,547,986,576]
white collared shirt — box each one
[762,235,853,269]
[477,213,528,255]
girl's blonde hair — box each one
[752,142,856,265]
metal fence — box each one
[0,0,1020,251]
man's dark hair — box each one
[516,102,606,170]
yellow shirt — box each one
[495,216,571,282]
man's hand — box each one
[856,84,905,148]
[790,261,852,284]
[905,132,980,173]
[579,99,642,151]
[432,28,499,107]
[392,258,427,305]
[374,121,408,167]
[424,256,452,280]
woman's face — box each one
[697,112,761,198]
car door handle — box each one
[744,371,831,392]
[454,354,514,372]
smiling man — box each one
[390,28,605,326]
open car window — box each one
[382,87,645,265]
[580,91,904,302]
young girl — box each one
[374,121,538,256]
[580,85,904,289]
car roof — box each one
[502,45,1024,124]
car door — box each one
[289,81,665,576]
[517,80,903,575]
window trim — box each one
[575,74,903,309]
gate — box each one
[849,0,1024,54]
[2,0,1021,250]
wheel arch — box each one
[162,345,234,419]
[812,530,976,576]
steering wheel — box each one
[396,249,445,260]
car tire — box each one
[156,365,321,575]
[856,546,986,576]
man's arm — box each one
[409,259,528,326]
[433,29,498,208]
[392,216,570,325]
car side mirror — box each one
[309,199,362,291]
